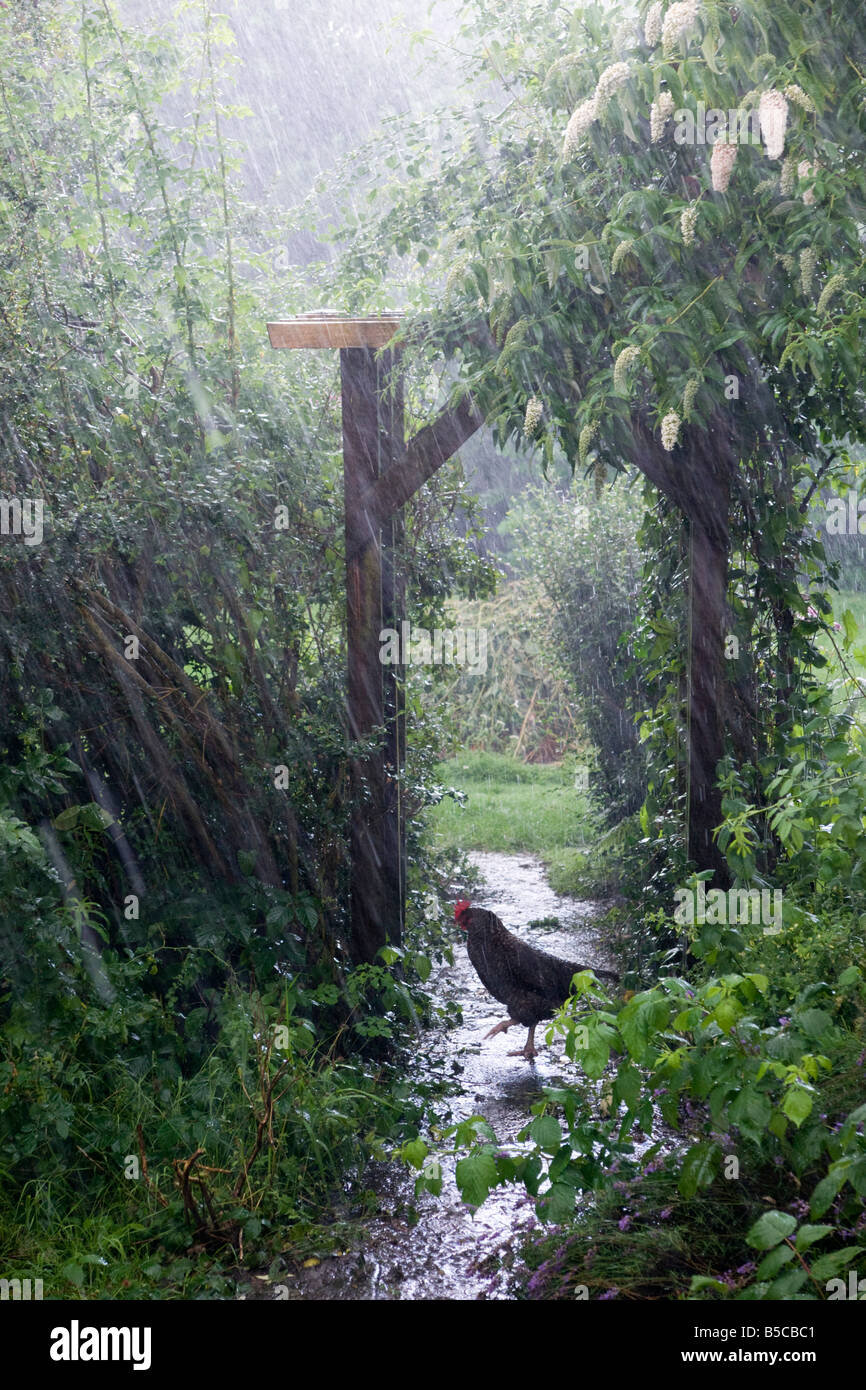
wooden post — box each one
[267,315,482,964]
[342,345,405,961]
[379,360,407,948]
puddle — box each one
[253,851,621,1300]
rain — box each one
[1,0,865,1346]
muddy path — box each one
[257,851,618,1301]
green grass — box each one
[828,590,866,679]
[427,751,594,854]
[544,818,638,897]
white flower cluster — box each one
[661,410,682,451]
[780,157,796,196]
[650,90,675,143]
[817,274,845,315]
[785,84,816,114]
[544,53,583,86]
[445,254,470,301]
[563,62,632,157]
[662,1,699,56]
[563,96,599,158]
[759,90,788,160]
[524,396,543,439]
[595,61,632,111]
[644,1,663,47]
[612,239,637,274]
[578,421,598,465]
[682,377,700,420]
[502,318,529,353]
[800,246,817,295]
[798,160,817,204]
[613,343,641,393]
[681,203,699,245]
[710,140,738,193]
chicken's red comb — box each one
[454,899,471,923]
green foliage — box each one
[505,474,647,818]
[0,0,473,1296]
[420,580,581,761]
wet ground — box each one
[253,851,620,1301]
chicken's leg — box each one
[508,1025,537,1060]
[484,1017,517,1040]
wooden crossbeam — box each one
[267,315,483,532]
[352,392,484,542]
[267,315,402,350]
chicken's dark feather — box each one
[463,906,617,1027]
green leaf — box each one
[613,1063,641,1111]
[768,1110,788,1140]
[711,996,740,1033]
[730,1087,772,1142]
[401,1138,428,1170]
[782,1084,813,1127]
[810,1173,843,1218]
[678,1141,721,1198]
[237,850,257,876]
[766,1270,807,1297]
[412,952,431,983]
[809,1248,862,1281]
[756,1243,795,1279]
[747,1210,797,1250]
[417,1159,442,1197]
[745,973,769,995]
[544,1180,576,1223]
[529,1115,562,1153]
[77,802,115,830]
[689,1275,731,1295]
[795,1008,833,1040]
[794,1223,833,1252]
[456,1150,498,1207]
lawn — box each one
[427,751,593,855]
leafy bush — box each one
[506,478,647,819]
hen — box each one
[455,899,618,1059]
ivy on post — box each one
[267,314,482,963]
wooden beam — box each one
[380,365,406,950]
[342,347,405,963]
[268,315,402,351]
[348,393,484,553]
